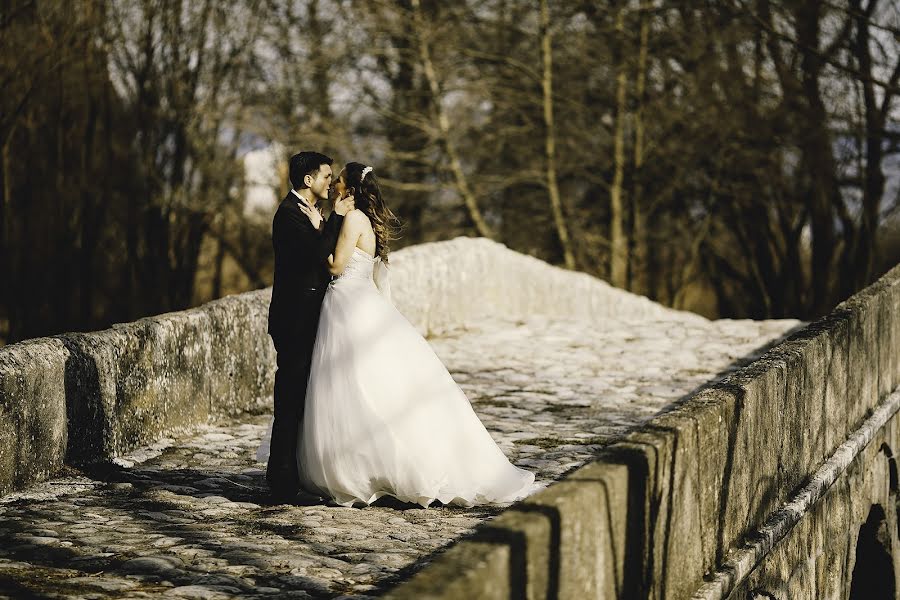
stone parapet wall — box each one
[390,237,702,336]
[729,399,900,599]
[0,291,276,495]
[0,338,69,494]
[62,291,276,465]
[388,263,900,599]
[0,237,694,495]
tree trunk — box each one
[673,215,711,310]
[609,6,629,288]
[79,32,101,329]
[630,0,651,295]
[796,1,839,316]
[0,125,14,342]
[410,0,494,239]
[211,235,226,299]
[0,126,13,273]
[539,0,574,269]
[849,0,889,292]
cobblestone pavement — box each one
[0,315,801,599]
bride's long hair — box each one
[344,162,401,263]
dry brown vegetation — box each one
[2,0,900,345]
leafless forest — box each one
[2,0,900,345]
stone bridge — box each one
[0,237,895,599]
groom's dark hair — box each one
[289,151,333,190]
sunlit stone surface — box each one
[0,311,799,598]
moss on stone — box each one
[473,399,513,409]
[513,437,564,449]
[514,436,606,449]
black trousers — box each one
[266,294,324,491]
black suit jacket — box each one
[267,192,344,352]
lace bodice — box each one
[337,247,376,281]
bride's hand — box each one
[334,194,355,216]
[298,202,323,229]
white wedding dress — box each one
[259,247,538,508]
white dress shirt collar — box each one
[291,188,315,208]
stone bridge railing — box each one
[4,237,898,597]
[386,262,900,598]
[0,237,691,496]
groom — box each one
[267,151,354,500]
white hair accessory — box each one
[360,166,373,182]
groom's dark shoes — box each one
[267,483,299,504]
[266,477,328,506]
[265,423,301,503]
[266,464,300,503]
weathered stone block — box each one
[716,357,789,557]
[56,290,278,465]
[387,461,630,600]
[837,291,880,432]
[63,309,214,462]
[642,389,736,598]
[878,265,900,398]
[681,387,741,573]
[806,313,852,463]
[385,541,513,600]
[0,338,69,494]
[617,395,760,600]
[770,330,830,496]
[733,412,900,600]
[476,510,552,599]
[525,464,629,598]
[201,290,275,417]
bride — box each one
[263,162,537,508]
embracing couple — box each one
[258,151,537,508]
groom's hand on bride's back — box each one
[334,195,354,216]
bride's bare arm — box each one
[327,210,366,275]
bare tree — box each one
[108,0,265,312]
[539,0,575,268]
[410,0,494,238]
[630,0,652,296]
[608,4,629,288]
[844,0,900,292]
